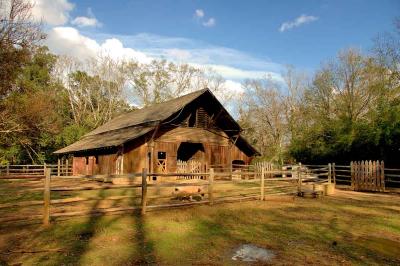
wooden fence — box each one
[0,164,332,226]
[0,164,72,178]
[351,160,385,192]
[176,160,203,179]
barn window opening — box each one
[95,155,99,164]
[188,113,196,127]
[232,160,245,169]
[158,151,166,160]
[177,142,204,161]
[187,108,210,128]
[85,156,89,165]
[196,107,209,128]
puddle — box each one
[232,244,275,262]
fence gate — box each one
[176,160,203,179]
[254,162,275,178]
[351,160,385,192]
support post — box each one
[57,158,60,177]
[328,163,332,183]
[43,162,47,176]
[6,164,9,175]
[381,161,385,192]
[208,168,214,205]
[260,167,265,201]
[141,168,148,215]
[332,162,336,185]
[43,168,51,226]
[297,163,302,195]
[66,158,69,176]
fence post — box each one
[141,168,148,215]
[350,162,354,190]
[6,164,9,176]
[57,158,60,176]
[208,168,214,205]
[66,158,69,176]
[43,168,51,226]
[260,167,265,201]
[43,162,47,176]
[328,163,332,183]
[297,163,302,194]
[381,161,385,192]
[332,163,336,185]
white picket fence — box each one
[176,160,204,179]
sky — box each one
[29,0,399,92]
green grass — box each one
[0,190,399,265]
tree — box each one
[0,0,44,97]
[54,56,132,130]
[124,59,227,107]
[0,47,65,164]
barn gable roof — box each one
[54,89,259,156]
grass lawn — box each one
[0,189,399,265]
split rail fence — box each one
[0,164,332,226]
[0,164,72,178]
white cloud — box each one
[71,8,102,28]
[99,38,151,63]
[46,28,284,84]
[223,79,244,94]
[31,0,74,25]
[202,18,216,27]
[198,64,284,83]
[279,14,318,32]
[194,9,204,18]
[193,9,216,28]
[165,49,192,61]
[46,27,152,63]
[71,16,100,27]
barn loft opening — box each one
[177,142,205,161]
[182,107,211,128]
[232,160,245,169]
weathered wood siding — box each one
[123,141,147,174]
[71,126,252,175]
[72,154,117,175]
[156,127,230,145]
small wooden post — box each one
[66,158,69,176]
[141,168,148,215]
[208,168,214,205]
[350,162,354,190]
[43,168,51,226]
[57,158,60,176]
[297,163,302,194]
[43,162,47,176]
[381,161,385,192]
[332,163,336,185]
[328,163,332,183]
[260,167,265,201]
[6,164,9,176]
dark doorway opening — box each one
[177,142,205,161]
[232,160,245,169]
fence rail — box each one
[3,160,399,226]
[0,164,72,177]
[0,164,330,226]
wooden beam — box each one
[141,168,148,215]
[43,168,51,226]
[208,168,214,205]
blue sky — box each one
[35,0,399,88]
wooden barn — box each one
[54,89,259,176]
